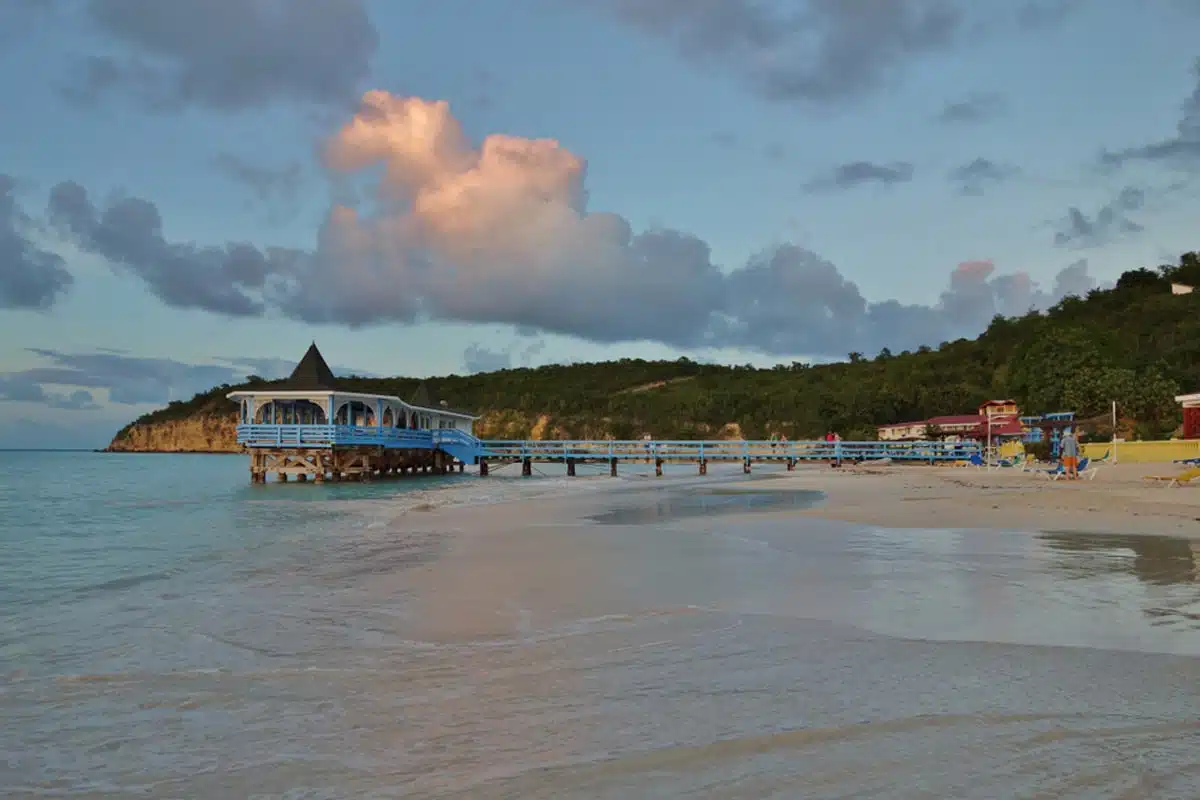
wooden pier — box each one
[230,345,983,484]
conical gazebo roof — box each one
[274,343,343,391]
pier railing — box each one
[236,424,437,448]
[236,424,981,463]
[478,439,980,462]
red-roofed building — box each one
[877,403,1026,442]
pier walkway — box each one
[234,423,981,481]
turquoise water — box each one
[6,452,1200,797]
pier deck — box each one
[234,424,981,482]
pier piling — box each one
[610,458,618,477]
[566,457,576,477]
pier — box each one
[230,346,983,483]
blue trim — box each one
[236,424,982,463]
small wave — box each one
[74,569,175,595]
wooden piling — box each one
[743,458,751,474]
[699,459,707,475]
[479,459,489,477]
[655,458,663,477]
[566,457,576,477]
[610,458,617,477]
[522,457,532,477]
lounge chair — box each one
[1143,466,1200,487]
[1039,457,1092,481]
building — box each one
[226,343,481,482]
[228,343,477,434]
[877,401,1024,443]
[978,399,1019,418]
[1175,392,1200,439]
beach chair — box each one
[1039,457,1090,481]
[1143,466,1200,487]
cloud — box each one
[0,374,100,410]
[0,349,380,412]
[947,157,1020,194]
[212,153,304,215]
[12,91,1101,360]
[0,174,74,310]
[936,92,1006,124]
[580,1,1077,106]
[805,160,915,192]
[462,338,547,374]
[1053,186,1145,248]
[46,179,302,316]
[462,345,514,374]
[277,91,727,346]
[213,355,375,380]
[1099,57,1200,171]
[585,0,964,105]
[63,0,378,112]
[714,248,1095,356]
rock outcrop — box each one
[105,415,242,453]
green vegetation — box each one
[116,253,1200,442]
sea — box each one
[3,450,1200,798]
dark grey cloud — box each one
[213,356,375,380]
[579,1,1078,106]
[1053,186,1145,249]
[717,248,1097,356]
[948,157,1020,194]
[0,374,100,410]
[10,173,1099,360]
[937,91,1006,124]
[46,180,303,316]
[1100,57,1200,171]
[589,0,961,105]
[64,0,378,112]
[0,174,74,310]
[462,339,546,375]
[0,348,365,410]
[806,160,915,192]
[462,345,514,375]
[213,154,304,211]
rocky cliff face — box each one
[105,409,746,452]
[106,415,242,453]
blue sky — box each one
[1,0,1199,448]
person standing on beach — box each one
[1060,429,1080,480]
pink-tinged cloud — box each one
[34,91,1101,357]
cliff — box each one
[105,415,242,453]
[104,408,745,453]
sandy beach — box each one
[770,460,1200,538]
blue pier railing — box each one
[235,425,982,464]
[236,424,437,449]
[477,439,980,462]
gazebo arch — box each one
[254,399,327,425]
[335,401,375,426]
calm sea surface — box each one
[3,451,1200,797]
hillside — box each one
[106,253,1200,451]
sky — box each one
[1,0,1199,448]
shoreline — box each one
[389,460,1200,542]
[730,462,1200,539]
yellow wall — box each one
[1079,440,1200,463]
